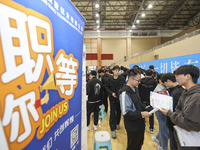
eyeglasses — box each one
[132,78,141,83]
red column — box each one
[97,38,102,68]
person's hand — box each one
[145,105,150,109]
[141,111,152,118]
[160,108,169,115]
[41,90,49,105]
[112,93,117,98]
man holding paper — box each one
[119,68,151,150]
[161,73,184,150]
[160,65,200,150]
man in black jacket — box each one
[138,69,157,133]
[86,70,102,131]
[106,65,125,138]
[120,67,129,83]
[119,68,151,150]
[149,65,158,79]
[98,69,110,114]
[161,73,184,150]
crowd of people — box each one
[86,64,200,150]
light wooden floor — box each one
[87,109,164,150]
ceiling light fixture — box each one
[141,13,145,17]
[97,30,100,32]
[136,20,140,23]
[148,4,153,9]
[96,20,99,24]
[132,25,136,28]
[95,13,99,17]
[97,25,100,28]
[95,4,99,8]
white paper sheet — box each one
[174,125,200,147]
[150,91,173,111]
[148,108,159,114]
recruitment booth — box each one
[0,0,85,150]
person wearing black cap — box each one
[86,70,102,131]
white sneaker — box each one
[111,131,116,139]
[87,126,90,131]
[157,145,164,150]
[152,136,159,144]
[93,124,97,130]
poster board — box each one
[130,53,200,83]
[0,0,85,149]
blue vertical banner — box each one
[130,53,200,83]
[0,0,85,150]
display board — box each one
[130,53,200,83]
[0,0,85,150]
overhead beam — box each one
[78,10,199,13]
[164,0,189,27]
[187,11,200,27]
[131,0,145,28]
[74,4,200,7]
[72,0,179,2]
[71,0,200,30]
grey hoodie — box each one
[167,84,200,131]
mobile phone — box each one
[146,106,154,112]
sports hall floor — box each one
[87,105,166,150]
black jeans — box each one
[102,90,108,113]
[149,113,154,129]
[169,129,177,150]
[87,102,100,126]
[142,102,154,129]
[109,97,121,131]
[126,130,145,150]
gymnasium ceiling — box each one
[71,0,200,31]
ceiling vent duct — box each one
[131,32,158,36]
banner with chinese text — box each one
[130,53,200,83]
[0,0,85,150]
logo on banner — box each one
[0,1,79,150]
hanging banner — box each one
[130,53,200,83]
[0,0,85,150]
